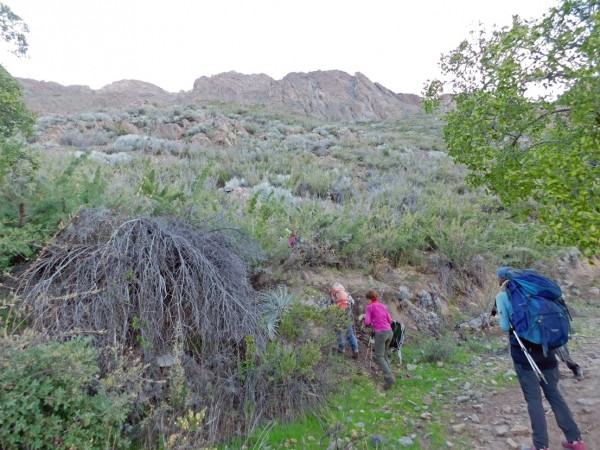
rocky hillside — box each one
[18,70,421,122]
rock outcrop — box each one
[18,70,422,122]
[189,70,420,121]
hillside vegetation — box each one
[1,98,577,447]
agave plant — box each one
[258,285,294,339]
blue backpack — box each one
[504,269,571,355]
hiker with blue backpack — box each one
[495,266,586,450]
[491,303,584,380]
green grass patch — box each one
[220,337,515,449]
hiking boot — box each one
[562,440,587,450]
[383,379,395,390]
[573,367,584,380]
[352,351,359,359]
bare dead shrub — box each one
[15,208,333,445]
[17,208,262,356]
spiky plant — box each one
[258,285,294,339]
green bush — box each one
[419,335,457,363]
[0,336,131,449]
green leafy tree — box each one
[0,2,29,56]
[0,2,34,182]
[0,64,33,142]
[424,0,599,255]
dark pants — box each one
[514,363,581,448]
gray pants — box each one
[514,363,581,448]
[374,330,395,384]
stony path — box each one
[450,316,600,450]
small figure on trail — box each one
[495,266,586,450]
[364,289,395,390]
[284,228,302,248]
[330,282,359,359]
[288,230,299,248]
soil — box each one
[448,262,600,450]
[450,318,600,450]
[287,258,600,449]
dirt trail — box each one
[450,264,600,450]
[449,319,600,450]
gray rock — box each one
[156,353,175,367]
[492,425,509,437]
[398,286,412,300]
[506,437,519,449]
[451,423,466,433]
[417,290,433,309]
[327,438,345,450]
[370,434,386,447]
[510,425,530,436]
[399,436,414,446]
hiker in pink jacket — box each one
[364,290,395,390]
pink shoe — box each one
[562,440,586,450]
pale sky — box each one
[2,0,557,95]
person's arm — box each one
[364,305,372,326]
[495,291,511,332]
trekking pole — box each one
[512,329,547,384]
[366,333,373,371]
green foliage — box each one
[139,167,185,214]
[0,138,36,186]
[278,301,329,341]
[0,65,34,139]
[0,3,29,57]
[0,153,108,271]
[416,335,457,363]
[425,0,600,256]
[258,285,295,340]
[0,336,131,449]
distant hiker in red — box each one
[364,290,395,390]
[330,282,359,358]
[288,231,299,248]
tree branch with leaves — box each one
[424,0,599,255]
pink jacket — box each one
[364,300,392,332]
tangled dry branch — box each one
[15,208,336,444]
[17,208,265,360]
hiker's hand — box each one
[491,304,497,317]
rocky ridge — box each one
[18,70,421,122]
